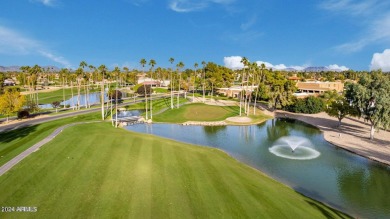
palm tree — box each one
[240,57,249,116]
[140,58,148,120]
[149,59,156,120]
[79,61,88,108]
[112,67,121,127]
[98,64,107,120]
[176,61,184,108]
[193,63,198,102]
[201,61,206,103]
[59,68,69,109]
[169,57,175,109]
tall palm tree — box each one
[240,57,249,116]
[169,57,175,109]
[176,61,184,108]
[98,65,107,120]
[193,63,198,102]
[79,61,88,109]
[140,58,148,120]
[149,59,156,120]
[59,68,69,109]
[201,61,206,103]
[112,67,121,127]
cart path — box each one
[0,121,99,176]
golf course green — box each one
[0,120,350,218]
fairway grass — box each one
[153,103,240,123]
[0,113,101,167]
[0,122,350,218]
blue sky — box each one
[1,0,390,71]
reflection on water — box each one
[39,91,128,108]
[126,118,390,219]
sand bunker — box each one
[226,116,252,123]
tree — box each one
[176,61,184,108]
[51,101,61,113]
[136,85,152,96]
[201,61,206,103]
[169,57,175,109]
[287,96,324,114]
[0,72,5,94]
[98,65,107,120]
[345,71,390,140]
[140,58,148,120]
[240,57,249,116]
[326,96,357,127]
[0,89,26,122]
[193,62,198,102]
[149,59,156,120]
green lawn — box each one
[153,103,240,123]
[0,113,101,166]
[125,97,188,115]
[0,122,350,218]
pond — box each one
[126,118,390,219]
[39,91,128,109]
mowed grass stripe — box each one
[43,126,114,217]
[129,137,153,218]
[162,141,197,218]
[151,143,170,218]
[198,152,249,217]
[173,146,207,218]
[0,122,350,219]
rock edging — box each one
[182,121,227,126]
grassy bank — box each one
[0,122,350,218]
[153,103,239,123]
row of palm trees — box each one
[14,58,272,122]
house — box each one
[217,85,258,99]
[3,79,16,86]
[296,81,344,94]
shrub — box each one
[286,96,324,114]
[136,85,152,96]
[17,110,30,119]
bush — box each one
[17,110,30,119]
[136,85,152,96]
[286,96,324,114]
[108,90,122,100]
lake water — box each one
[126,118,390,219]
[39,91,128,109]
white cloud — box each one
[256,61,274,69]
[38,50,71,68]
[0,25,71,67]
[327,64,349,71]
[370,49,390,72]
[256,61,306,71]
[169,0,235,12]
[224,56,349,71]
[223,56,244,69]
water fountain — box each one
[269,136,320,160]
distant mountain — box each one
[0,66,22,72]
[303,67,330,72]
[0,66,60,72]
